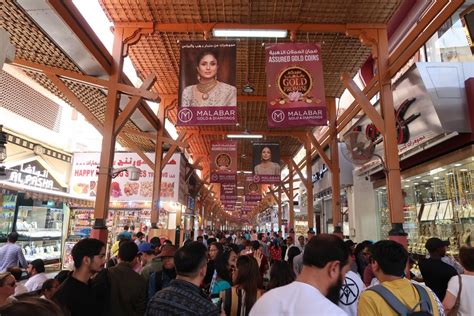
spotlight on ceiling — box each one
[242,83,254,94]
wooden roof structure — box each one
[2,0,461,228]
[97,0,402,174]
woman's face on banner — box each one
[197,53,218,80]
[261,147,272,161]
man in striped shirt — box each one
[0,232,28,272]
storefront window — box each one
[425,1,474,62]
[0,194,16,239]
[376,155,473,255]
[16,198,64,263]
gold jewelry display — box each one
[196,79,218,100]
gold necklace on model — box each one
[196,79,218,100]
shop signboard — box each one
[266,43,327,127]
[177,41,237,126]
[69,152,186,203]
[350,65,445,166]
[4,158,67,192]
[252,142,281,184]
[210,141,237,183]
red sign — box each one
[210,141,237,183]
[266,43,327,127]
[245,176,262,201]
[220,182,237,201]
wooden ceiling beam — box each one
[13,59,160,101]
[114,22,386,34]
[114,73,157,136]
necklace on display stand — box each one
[197,79,218,100]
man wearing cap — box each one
[148,245,177,299]
[419,237,457,301]
[24,258,48,292]
[139,242,162,283]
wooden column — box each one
[149,103,166,237]
[288,161,295,237]
[328,98,342,234]
[196,198,203,236]
[377,29,406,244]
[91,28,125,243]
[305,139,314,232]
[277,188,282,234]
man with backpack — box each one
[358,240,442,316]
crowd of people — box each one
[0,228,473,315]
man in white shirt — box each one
[284,236,295,261]
[296,235,305,252]
[250,234,350,316]
[24,259,48,292]
[338,269,365,316]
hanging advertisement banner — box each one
[69,152,186,203]
[252,142,281,184]
[177,41,237,126]
[242,203,258,213]
[245,175,262,201]
[210,141,237,183]
[223,199,236,212]
[220,182,237,200]
[266,43,327,127]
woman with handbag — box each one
[443,246,474,315]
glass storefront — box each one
[14,194,65,264]
[425,0,474,63]
[376,151,473,257]
[0,194,16,240]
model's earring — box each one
[197,74,201,81]
[215,74,217,81]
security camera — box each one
[111,166,141,181]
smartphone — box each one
[211,297,223,310]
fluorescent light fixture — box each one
[213,29,287,38]
[227,134,263,139]
[454,163,462,167]
[429,167,445,175]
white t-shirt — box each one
[249,281,347,316]
[24,272,48,292]
[338,270,365,316]
[447,274,474,316]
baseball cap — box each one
[138,242,154,254]
[158,245,177,258]
[425,237,449,252]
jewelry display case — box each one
[15,201,65,264]
[0,194,16,242]
[376,155,473,256]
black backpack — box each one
[369,283,434,316]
